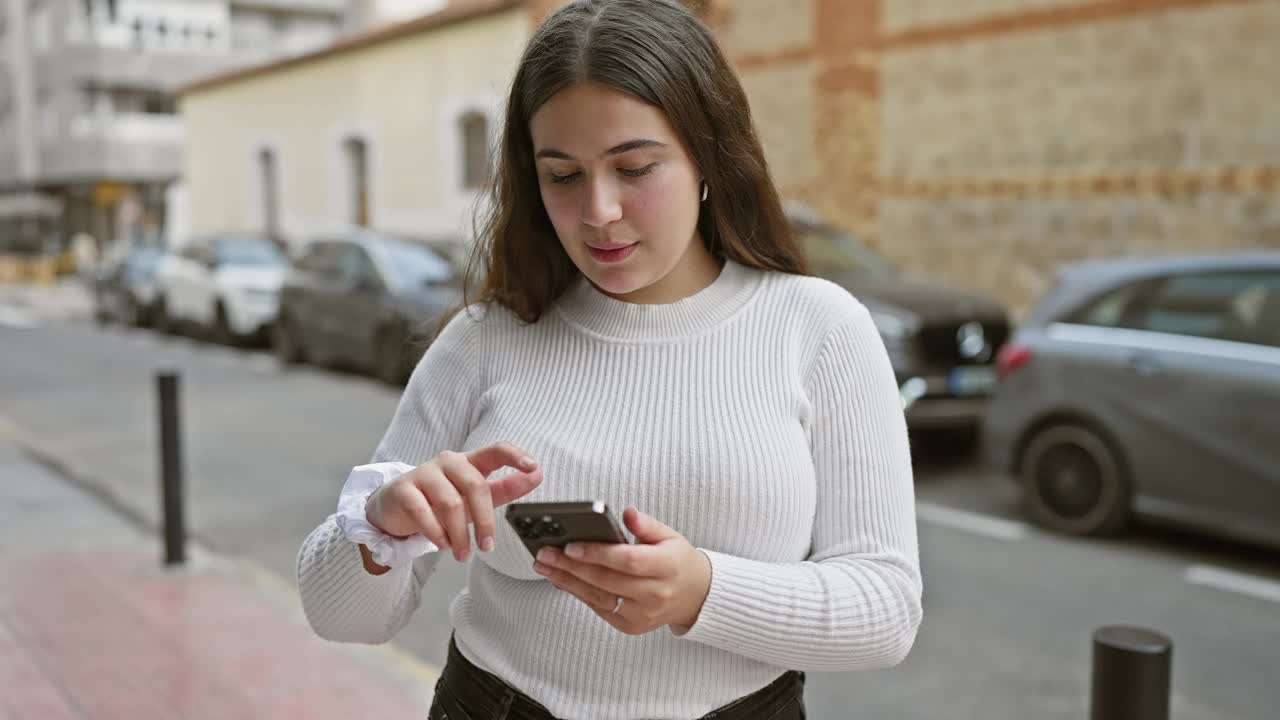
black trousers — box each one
[429,635,806,720]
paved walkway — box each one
[0,434,435,719]
[0,278,93,328]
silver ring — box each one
[612,595,624,614]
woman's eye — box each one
[548,171,580,185]
[619,163,658,178]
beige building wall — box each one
[723,0,1280,315]
[180,5,527,249]
[879,0,1280,312]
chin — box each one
[581,263,651,298]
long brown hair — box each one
[449,0,807,331]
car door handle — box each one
[1127,354,1163,376]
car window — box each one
[793,222,896,278]
[1069,281,1152,328]
[295,242,342,276]
[179,244,211,263]
[340,246,382,289]
[377,239,455,288]
[1138,270,1280,346]
[216,238,284,267]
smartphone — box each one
[504,500,631,559]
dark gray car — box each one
[789,204,1011,437]
[274,230,462,384]
[982,252,1280,549]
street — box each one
[3,310,1279,720]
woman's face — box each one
[530,81,716,303]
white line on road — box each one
[915,501,1030,541]
[1185,565,1280,606]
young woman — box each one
[297,1,922,718]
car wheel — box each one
[121,296,141,327]
[213,302,236,346]
[273,316,306,366]
[374,325,411,385]
[1019,423,1130,536]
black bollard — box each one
[157,371,186,565]
[1090,625,1172,720]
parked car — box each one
[982,252,1280,549]
[274,229,463,384]
[92,243,165,327]
[788,203,1012,438]
[153,233,287,344]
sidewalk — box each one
[0,436,437,719]
[0,278,94,328]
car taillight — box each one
[996,343,1033,380]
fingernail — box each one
[536,547,554,563]
[533,561,550,575]
[480,537,495,553]
[564,543,583,559]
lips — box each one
[587,242,638,264]
[587,242,636,251]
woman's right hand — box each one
[365,443,543,563]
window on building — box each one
[142,92,175,115]
[259,148,279,236]
[460,111,490,190]
[344,137,370,227]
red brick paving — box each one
[0,547,428,719]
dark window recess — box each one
[142,92,176,114]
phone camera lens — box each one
[544,521,564,537]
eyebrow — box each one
[534,139,666,160]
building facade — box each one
[178,0,1280,313]
[177,0,525,253]
[720,0,1280,312]
[0,0,354,259]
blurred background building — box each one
[0,0,445,265]
[719,0,1280,312]
[177,0,517,257]
[6,0,1279,314]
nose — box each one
[580,176,622,228]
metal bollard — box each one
[157,371,187,565]
[1090,625,1172,720]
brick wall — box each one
[883,0,1101,33]
[723,0,1280,315]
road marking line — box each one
[1185,565,1280,606]
[916,501,1029,541]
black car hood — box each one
[819,271,1008,322]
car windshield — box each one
[371,236,456,289]
[794,223,897,278]
[217,238,284,267]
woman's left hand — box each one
[532,507,712,635]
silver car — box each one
[982,252,1280,549]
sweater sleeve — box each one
[674,302,923,671]
[297,308,485,644]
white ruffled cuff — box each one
[334,462,438,568]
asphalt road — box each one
[3,313,1277,720]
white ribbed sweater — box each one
[297,259,922,720]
